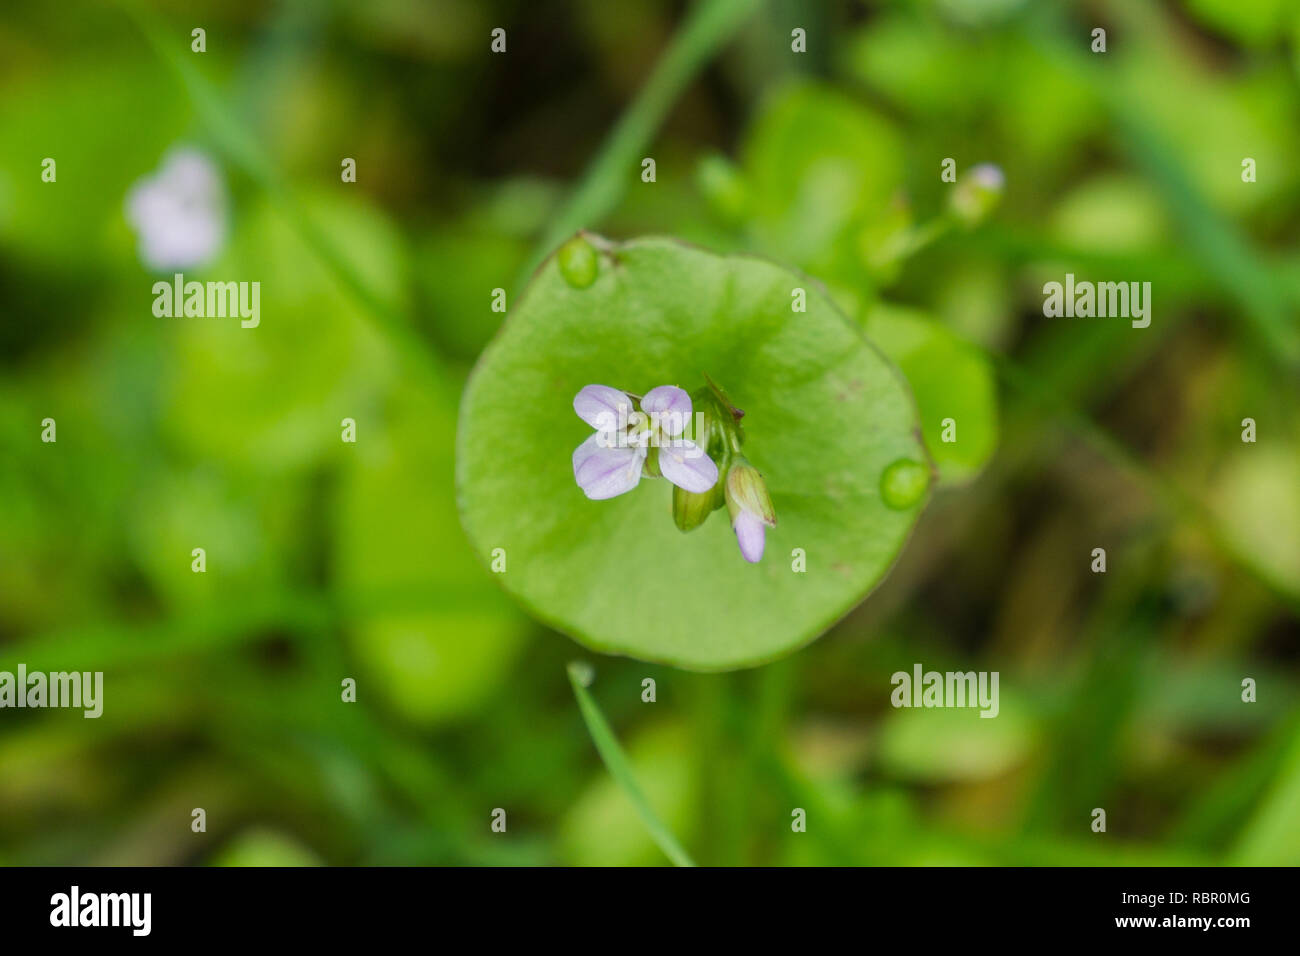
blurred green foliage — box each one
[0,0,1297,865]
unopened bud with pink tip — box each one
[724,457,776,563]
[948,163,1004,228]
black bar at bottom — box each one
[0,865,1280,941]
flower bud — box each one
[670,390,730,532]
[879,457,929,510]
[724,457,775,564]
[672,483,717,532]
[696,154,749,224]
[724,457,776,527]
[948,163,1004,228]
[557,234,599,288]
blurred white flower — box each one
[125,147,226,271]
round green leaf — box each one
[864,303,998,484]
[210,828,321,867]
[742,80,904,281]
[877,692,1037,783]
[165,192,401,473]
[456,236,928,670]
[335,381,527,726]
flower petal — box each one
[575,443,646,500]
[572,431,605,477]
[658,439,718,494]
[733,509,767,563]
[573,385,634,431]
[641,385,692,436]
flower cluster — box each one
[571,378,776,563]
[572,384,717,499]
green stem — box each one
[886,216,952,265]
[567,663,697,867]
[516,0,760,289]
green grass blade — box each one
[566,662,697,867]
[517,0,760,289]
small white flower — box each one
[571,384,718,500]
[125,147,227,271]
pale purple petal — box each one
[733,509,766,563]
[969,162,1005,191]
[574,385,634,431]
[658,439,718,494]
[575,444,646,500]
[572,432,606,477]
[125,148,227,271]
[641,385,692,436]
